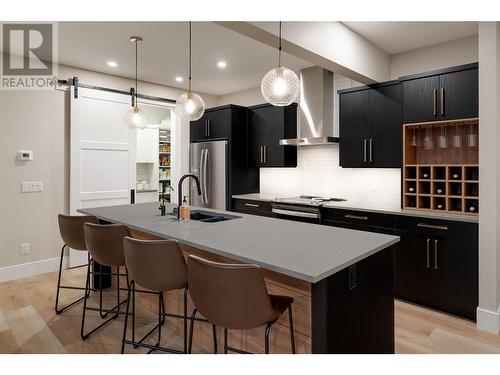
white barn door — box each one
[69,87,136,266]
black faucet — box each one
[178,174,202,219]
[159,180,174,216]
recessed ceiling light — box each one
[107,61,118,68]
[175,76,184,82]
[217,61,227,69]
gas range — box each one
[278,195,347,207]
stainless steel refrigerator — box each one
[190,140,228,210]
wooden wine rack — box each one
[403,118,479,215]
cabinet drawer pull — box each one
[417,223,449,231]
[363,139,367,163]
[434,239,439,269]
[440,88,445,116]
[345,214,369,221]
[426,238,430,269]
[433,89,437,116]
[244,203,260,208]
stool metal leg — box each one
[81,259,122,340]
[183,287,188,354]
[288,306,296,354]
[188,308,197,354]
[121,280,133,354]
[264,322,274,354]
[223,328,228,354]
[55,245,88,314]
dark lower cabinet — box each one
[313,245,395,353]
[232,198,274,217]
[395,216,478,320]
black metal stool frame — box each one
[121,280,193,354]
[189,306,296,354]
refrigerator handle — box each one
[203,148,209,204]
[199,149,206,204]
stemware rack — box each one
[403,118,479,215]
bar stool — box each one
[81,223,129,340]
[55,214,98,314]
[121,237,189,354]
[187,255,296,354]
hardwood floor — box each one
[0,267,499,354]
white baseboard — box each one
[477,306,500,334]
[0,257,63,283]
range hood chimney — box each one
[280,66,338,146]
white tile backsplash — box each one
[260,145,401,207]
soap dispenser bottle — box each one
[180,196,190,221]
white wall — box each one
[477,22,500,334]
[0,56,217,275]
[390,35,478,79]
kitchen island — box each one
[79,202,400,354]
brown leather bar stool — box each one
[187,255,296,354]
[121,237,189,354]
[81,222,130,340]
[55,214,98,314]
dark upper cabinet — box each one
[249,103,297,168]
[402,63,478,124]
[395,216,478,320]
[402,75,440,123]
[339,90,370,168]
[190,106,232,143]
[339,83,401,168]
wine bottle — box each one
[409,187,415,193]
[436,188,443,194]
[469,206,476,212]
[453,173,459,179]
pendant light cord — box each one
[135,39,138,106]
[278,21,282,68]
[188,21,192,93]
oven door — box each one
[271,203,321,224]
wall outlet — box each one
[20,243,30,255]
[21,181,43,193]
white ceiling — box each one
[58,22,312,96]
[342,22,478,55]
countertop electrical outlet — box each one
[20,243,29,255]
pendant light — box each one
[261,22,300,106]
[125,36,148,129]
[176,22,205,121]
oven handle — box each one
[272,208,320,219]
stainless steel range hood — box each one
[280,66,338,146]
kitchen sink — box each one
[167,209,240,223]
[190,210,240,223]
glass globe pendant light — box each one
[261,22,300,106]
[125,36,148,129]
[176,22,205,121]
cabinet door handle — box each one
[426,238,431,269]
[363,139,367,163]
[260,145,263,164]
[244,203,260,208]
[433,89,437,116]
[207,119,211,137]
[440,88,445,116]
[434,239,438,270]
[205,120,208,137]
[417,223,449,231]
[345,214,369,221]
[264,145,267,164]
[369,138,373,163]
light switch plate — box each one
[21,181,43,193]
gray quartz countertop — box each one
[78,202,399,283]
[232,194,478,223]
